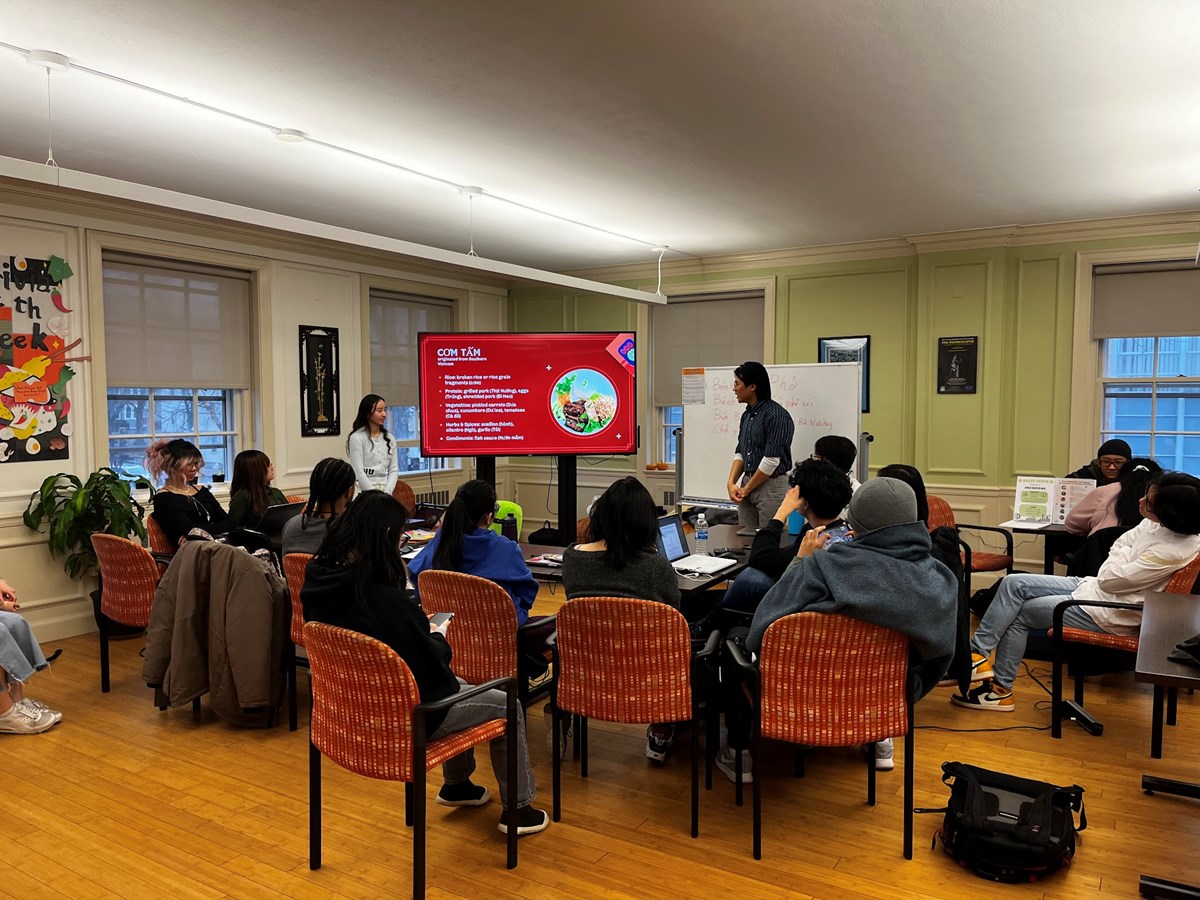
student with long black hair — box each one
[300,491,548,835]
[346,393,398,496]
[406,480,539,622]
[227,449,288,529]
[1066,458,1162,536]
[281,457,356,555]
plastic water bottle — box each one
[695,514,709,556]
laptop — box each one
[409,502,448,529]
[255,501,306,543]
[655,514,738,575]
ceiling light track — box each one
[1,40,684,258]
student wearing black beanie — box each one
[1064,439,1132,486]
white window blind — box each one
[102,254,252,389]
[651,291,765,407]
[1092,260,1198,339]
[369,290,454,406]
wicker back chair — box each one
[146,514,174,555]
[1053,552,1200,738]
[418,570,554,708]
[391,479,417,516]
[927,494,1013,594]
[550,596,712,837]
[282,553,314,731]
[91,534,161,692]
[728,613,914,860]
[304,622,518,894]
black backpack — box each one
[924,761,1086,882]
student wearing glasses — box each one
[146,439,232,547]
[1065,439,1132,486]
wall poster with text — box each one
[937,335,978,394]
[0,254,85,463]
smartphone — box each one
[822,525,854,546]
[429,611,455,628]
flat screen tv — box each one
[419,332,636,456]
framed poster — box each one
[299,325,340,436]
[937,335,978,394]
[817,335,870,413]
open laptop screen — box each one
[655,515,689,562]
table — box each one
[1135,592,1200,899]
[523,522,758,600]
[1006,523,1076,574]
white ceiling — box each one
[2,0,1199,271]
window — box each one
[650,290,765,466]
[107,387,237,480]
[102,255,252,483]
[1101,336,1200,475]
[368,290,458,473]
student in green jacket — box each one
[228,449,288,528]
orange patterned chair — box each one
[927,494,1013,595]
[549,597,716,837]
[145,514,176,574]
[417,570,553,709]
[282,553,314,732]
[285,494,306,504]
[728,613,914,860]
[91,534,161,693]
[1052,554,1200,739]
[392,479,417,516]
[304,622,518,895]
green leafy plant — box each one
[23,468,155,579]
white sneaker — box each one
[0,702,56,734]
[20,698,62,725]
[872,738,895,771]
[713,742,753,783]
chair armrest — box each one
[725,638,758,675]
[956,523,1014,555]
[695,628,721,659]
[415,676,516,717]
[1052,598,1139,631]
[517,614,555,636]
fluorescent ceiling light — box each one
[0,155,666,303]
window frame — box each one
[106,386,241,483]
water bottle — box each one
[500,513,519,542]
[695,514,709,556]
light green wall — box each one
[508,231,1198,486]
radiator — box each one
[416,489,450,505]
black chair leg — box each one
[751,718,762,860]
[904,711,915,860]
[794,748,806,778]
[691,712,700,838]
[506,687,518,870]
[309,741,322,869]
[99,616,111,693]
[1051,632,1064,739]
[551,693,562,822]
[580,717,589,778]
[413,752,426,898]
[287,646,298,732]
[866,742,877,806]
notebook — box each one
[655,515,738,575]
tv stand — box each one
[475,455,577,546]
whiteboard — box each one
[679,363,861,507]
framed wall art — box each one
[299,325,340,436]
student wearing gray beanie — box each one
[845,477,919,535]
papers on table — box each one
[1007,477,1095,526]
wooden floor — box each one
[5,587,1200,899]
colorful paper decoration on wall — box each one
[0,254,86,463]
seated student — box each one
[0,577,61,734]
[1064,439,1132,486]
[282,458,356,556]
[146,439,232,547]
[955,472,1200,713]
[1065,458,1161,537]
[561,476,682,762]
[812,434,861,493]
[407,480,539,625]
[227,450,289,529]
[301,491,548,835]
[718,458,852,617]
[876,463,963,579]
[743,478,958,774]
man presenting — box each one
[726,362,795,529]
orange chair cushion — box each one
[1055,627,1139,653]
[968,551,1013,573]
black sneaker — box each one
[436,779,492,807]
[644,724,676,762]
[497,806,550,836]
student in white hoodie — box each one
[955,472,1200,712]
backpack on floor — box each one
[923,761,1086,883]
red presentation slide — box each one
[419,332,637,456]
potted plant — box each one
[23,467,155,631]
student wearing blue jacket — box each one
[408,479,539,624]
